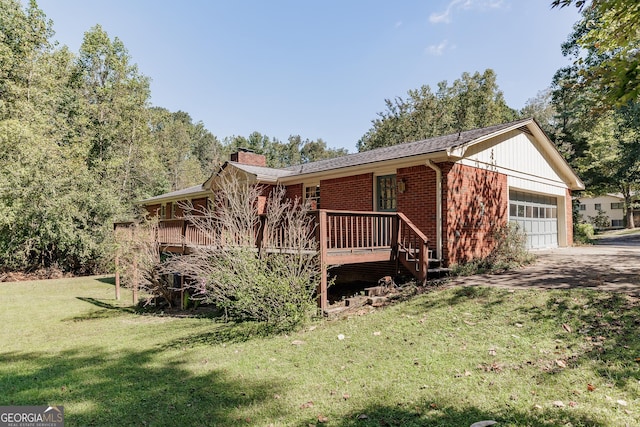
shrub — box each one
[165,176,321,332]
[574,222,595,244]
[450,222,535,276]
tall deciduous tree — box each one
[357,69,518,151]
[551,0,640,105]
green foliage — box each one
[224,132,346,168]
[588,209,611,229]
[357,69,518,151]
[574,222,595,244]
[450,222,534,276]
[552,0,640,106]
[164,180,321,331]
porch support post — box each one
[114,253,121,300]
[132,253,139,305]
[317,210,328,312]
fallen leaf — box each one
[308,325,317,331]
[273,394,281,399]
[357,414,368,420]
[556,359,567,368]
[587,383,596,392]
[463,320,476,326]
[617,399,628,406]
[488,348,497,356]
[533,404,543,410]
[291,340,305,346]
[553,400,565,407]
[317,415,328,423]
[562,323,572,333]
[470,421,497,427]
[300,401,314,409]
[343,393,350,400]
[464,370,472,377]
[569,401,578,407]
[624,409,633,415]
[515,323,524,328]
[373,331,381,336]
[337,334,345,340]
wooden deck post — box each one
[132,254,139,305]
[114,253,121,300]
[317,210,328,312]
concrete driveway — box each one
[448,232,640,297]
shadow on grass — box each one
[522,291,640,390]
[328,401,608,427]
[415,286,640,392]
[161,321,284,349]
[0,347,282,426]
[96,276,116,286]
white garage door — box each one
[509,190,558,249]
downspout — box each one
[425,160,442,261]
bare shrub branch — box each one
[165,175,321,330]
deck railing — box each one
[114,209,430,309]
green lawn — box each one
[0,277,638,426]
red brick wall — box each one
[443,163,508,265]
[321,173,373,211]
[397,165,437,248]
[145,204,161,218]
[565,189,573,246]
[286,183,303,203]
[230,151,267,166]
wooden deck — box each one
[114,209,430,311]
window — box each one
[305,185,320,209]
[594,203,602,211]
[611,202,623,209]
[171,202,177,218]
[376,175,397,211]
[579,204,586,211]
[611,219,624,227]
[160,204,166,219]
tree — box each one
[551,2,640,228]
[551,0,640,105]
[575,107,640,228]
[357,69,518,151]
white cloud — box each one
[429,0,505,24]
[426,40,450,56]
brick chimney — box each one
[230,148,267,167]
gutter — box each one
[425,160,443,261]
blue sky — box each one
[39,0,580,152]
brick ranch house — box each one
[124,118,584,309]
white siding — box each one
[458,130,572,247]
[460,130,569,191]
[578,195,625,226]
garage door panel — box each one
[509,190,558,250]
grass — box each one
[1,277,639,426]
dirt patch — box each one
[0,267,71,282]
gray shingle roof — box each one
[139,184,206,204]
[139,118,542,203]
[227,162,295,180]
[283,118,532,175]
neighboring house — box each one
[126,118,584,309]
[577,194,626,228]
[577,193,639,229]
